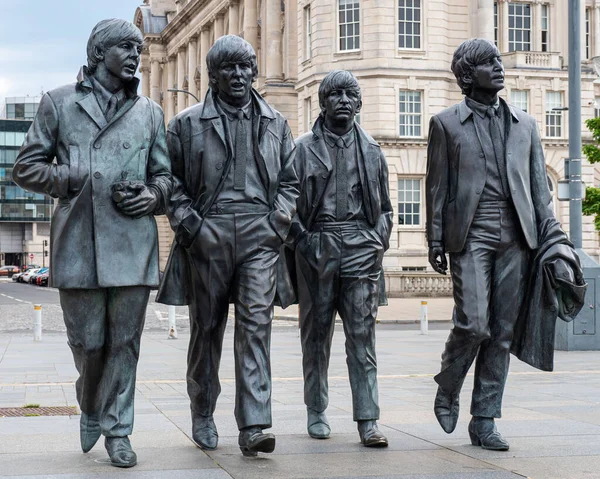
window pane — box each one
[398,0,421,50]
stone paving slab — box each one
[3,328,600,477]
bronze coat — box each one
[157,89,299,306]
[426,97,555,253]
[12,68,171,289]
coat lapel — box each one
[76,93,107,130]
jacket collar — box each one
[200,88,276,120]
[458,96,519,124]
[76,66,140,99]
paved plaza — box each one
[0,291,600,478]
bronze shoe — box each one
[238,427,276,457]
[358,420,389,448]
[434,386,460,434]
[105,436,137,468]
[191,414,218,450]
[468,417,510,451]
[307,408,330,439]
[80,412,101,453]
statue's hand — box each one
[118,185,158,219]
[429,246,448,275]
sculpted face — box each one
[214,60,254,107]
[322,87,362,127]
[102,39,142,82]
[471,54,505,94]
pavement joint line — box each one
[3,369,600,388]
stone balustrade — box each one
[501,51,562,70]
[385,272,453,298]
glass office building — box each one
[1,96,41,120]
[0,119,53,267]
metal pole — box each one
[569,0,583,248]
[33,304,42,341]
[168,305,178,339]
[420,300,428,335]
[167,88,200,103]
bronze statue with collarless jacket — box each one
[156,35,299,457]
[12,19,171,468]
[426,38,585,451]
[287,70,392,447]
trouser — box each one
[186,210,280,430]
[296,220,384,421]
[434,202,530,418]
[59,286,150,437]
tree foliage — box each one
[582,117,600,231]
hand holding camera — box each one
[111,171,158,219]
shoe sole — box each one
[110,460,137,468]
[192,439,218,451]
[469,432,509,451]
[308,432,330,439]
[240,436,276,457]
[363,440,389,448]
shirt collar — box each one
[322,126,355,149]
[89,75,127,113]
[216,96,252,120]
[465,96,500,119]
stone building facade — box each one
[134,0,600,295]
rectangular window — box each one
[338,0,360,51]
[398,178,421,226]
[508,2,531,52]
[304,5,312,60]
[586,8,591,59]
[398,90,422,138]
[595,97,600,118]
[398,0,421,49]
[494,2,498,47]
[511,89,529,113]
[541,4,549,52]
[545,91,562,138]
[304,97,312,132]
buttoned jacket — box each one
[12,67,171,288]
[156,89,299,305]
[426,97,555,253]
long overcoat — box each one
[12,67,171,289]
[156,89,299,306]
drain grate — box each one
[0,406,79,417]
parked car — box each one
[0,266,20,277]
[20,268,41,284]
[11,271,24,282]
[38,271,49,287]
[29,268,48,284]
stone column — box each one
[214,14,224,40]
[177,47,186,113]
[200,27,210,98]
[167,56,176,121]
[150,59,162,104]
[499,0,509,53]
[265,0,283,81]
[470,0,494,40]
[243,0,258,52]
[532,2,542,52]
[141,66,150,97]
[595,6,600,59]
[187,37,198,104]
[229,0,239,35]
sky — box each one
[0,0,143,107]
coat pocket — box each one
[68,145,82,193]
[138,148,148,181]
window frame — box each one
[397,0,422,51]
[397,177,422,228]
[337,0,361,53]
[545,91,563,138]
[398,90,423,139]
[303,4,312,61]
[510,89,529,113]
[508,2,532,52]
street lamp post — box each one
[167,88,200,104]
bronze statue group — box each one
[12,19,585,469]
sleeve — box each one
[145,102,172,216]
[165,115,203,248]
[374,148,393,251]
[268,119,300,242]
[12,93,70,199]
[425,115,449,247]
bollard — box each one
[33,304,42,342]
[420,300,428,335]
[168,305,178,339]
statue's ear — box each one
[354,99,363,114]
[94,46,105,63]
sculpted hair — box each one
[451,38,500,96]
[86,19,143,73]
[206,35,258,90]
[318,70,362,113]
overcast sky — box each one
[0,0,142,106]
